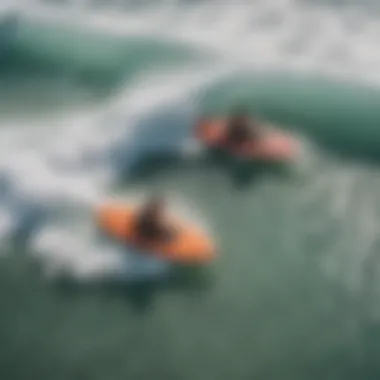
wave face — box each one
[1,2,380,378]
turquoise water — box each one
[2,4,380,380]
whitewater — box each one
[1,0,380,290]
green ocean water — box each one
[1,19,380,380]
[0,21,204,118]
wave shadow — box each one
[206,148,293,189]
[52,262,214,312]
[123,146,292,191]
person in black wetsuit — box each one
[224,111,260,147]
[135,197,173,243]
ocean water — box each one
[2,1,380,379]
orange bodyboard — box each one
[96,203,216,264]
[196,119,297,162]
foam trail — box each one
[32,225,170,282]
